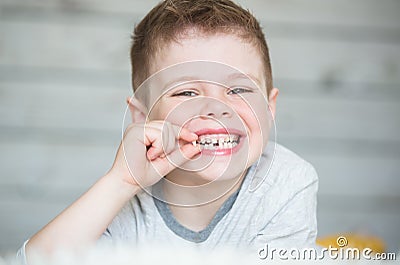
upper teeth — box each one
[192,134,240,148]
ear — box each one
[267,88,279,119]
[126,96,147,123]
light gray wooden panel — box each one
[0,139,117,191]
[0,200,71,253]
[268,38,400,84]
[0,82,128,131]
[276,97,400,142]
[312,156,400,197]
[276,79,400,102]
[0,21,131,72]
[1,0,399,29]
[0,65,131,90]
[278,138,400,197]
[1,2,399,45]
[0,0,159,18]
[1,21,400,84]
[318,195,400,215]
[248,0,400,29]
[279,137,400,162]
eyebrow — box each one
[226,73,262,87]
[163,76,201,90]
[162,73,263,91]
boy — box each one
[19,0,318,262]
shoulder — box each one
[273,142,317,181]
[238,143,318,238]
[248,142,318,196]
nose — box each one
[199,98,232,119]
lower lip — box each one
[199,137,244,156]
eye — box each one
[227,87,253,95]
[172,90,198,97]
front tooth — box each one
[227,142,232,148]
[192,141,197,147]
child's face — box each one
[137,33,276,185]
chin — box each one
[196,165,248,184]
[185,147,251,175]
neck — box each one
[162,171,246,232]
[163,168,247,206]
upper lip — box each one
[194,128,245,137]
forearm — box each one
[26,173,140,259]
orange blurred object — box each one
[317,233,386,253]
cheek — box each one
[234,103,271,152]
[236,101,268,131]
[148,101,169,120]
[149,100,193,124]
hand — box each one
[109,120,200,189]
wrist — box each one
[102,172,141,199]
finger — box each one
[146,122,197,154]
[149,143,201,176]
[146,122,176,159]
[170,125,198,142]
[163,121,175,155]
[146,143,162,161]
[178,142,202,161]
[143,127,165,160]
[145,121,197,142]
[143,122,198,160]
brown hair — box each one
[130,0,273,94]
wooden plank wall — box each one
[0,0,399,254]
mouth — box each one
[191,128,245,155]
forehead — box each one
[147,33,266,91]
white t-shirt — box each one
[17,142,318,263]
[101,143,318,250]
